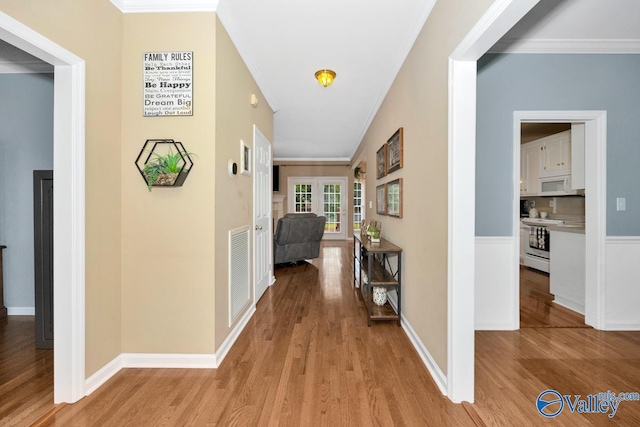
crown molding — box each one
[349,0,437,161]
[216,1,278,112]
[109,0,218,13]
[489,38,640,54]
[0,60,53,73]
[273,157,351,163]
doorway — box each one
[0,12,86,403]
[518,122,587,328]
[287,177,348,240]
[513,112,606,330]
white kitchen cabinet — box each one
[540,130,571,178]
[571,123,585,190]
[549,229,585,314]
[520,141,541,196]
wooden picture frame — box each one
[241,139,251,176]
[376,184,386,215]
[387,128,404,174]
[376,144,387,179]
[386,178,402,218]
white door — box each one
[287,177,347,240]
[253,125,272,303]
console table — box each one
[353,233,402,326]
[0,246,6,319]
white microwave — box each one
[539,175,580,196]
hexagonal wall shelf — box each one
[135,139,194,191]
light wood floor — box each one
[3,242,639,426]
[0,316,54,426]
[519,266,588,328]
[472,266,640,426]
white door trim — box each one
[447,0,540,404]
[513,111,607,329]
[0,12,86,403]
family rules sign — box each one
[143,51,193,116]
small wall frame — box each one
[386,178,403,218]
[241,140,251,176]
[387,128,403,174]
[376,184,386,215]
[376,144,387,179]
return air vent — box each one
[229,226,251,326]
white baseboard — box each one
[7,307,35,315]
[121,353,217,369]
[83,305,257,396]
[553,297,584,315]
[388,297,448,396]
[475,322,516,331]
[85,354,123,395]
[216,305,256,366]
[603,323,640,331]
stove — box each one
[520,218,562,273]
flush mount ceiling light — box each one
[315,69,336,87]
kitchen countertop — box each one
[546,224,585,234]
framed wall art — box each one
[143,51,193,117]
[376,144,387,179]
[386,127,404,174]
[386,178,402,218]
[376,184,386,215]
[241,140,251,176]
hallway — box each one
[2,241,639,425]
[31,241,472,426]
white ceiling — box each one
[3,0,640,160]
[217,0,436,160]
[491,0,640,53]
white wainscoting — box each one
[475,237,518,330]
[605,237,640,330]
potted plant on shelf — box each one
[142,148,189,190]
[368,224,381,243]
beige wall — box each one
[121,13,218,354]
[2,3,274,376]
[214,18,273,348]
[0,0,124,377]
[352,0,494,374]
[275,163,356,237]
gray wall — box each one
[476,54,640,236]
[0,73,54,309]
